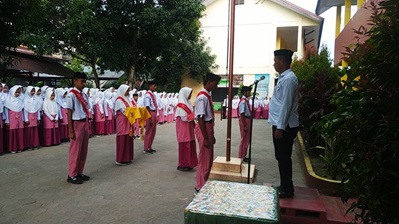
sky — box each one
[286,0,338,56]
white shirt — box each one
[194,89,213,122]
[268,69,299,130]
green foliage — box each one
[0,0,40,77]
[291,46,341,148]
[317,1,399,223]
[3,0,215,88]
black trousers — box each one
[272,125,299,193]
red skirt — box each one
[42,128,61,146]
[104,119,115,135]
[24,126,40,148]
[116,135,134,163]
[6,128,25,152]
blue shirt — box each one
[268,69,299,130]
[66,87,90,120]
[144,91,157,111]
[239,96,251,117]
[194,89,213,122]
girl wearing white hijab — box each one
[232,95,239,118]
[0,83,9,106]
[157,93,165,124]
[56,88,69,142]
[4,85,25,153]
[167,93,174,123]
[23,86,41,150]
[94,91,105,135]
[42,88,60,146]
[175,87,197,171]
[103,90,115,135]
[114,84,134,165]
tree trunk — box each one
[127,64,136,88]
[91,60,100,88]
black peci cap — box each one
[205,72,221,82]
[148,80,157,86]
[274,49,294,58]
[74,72,87,79]
[242,86,252,92]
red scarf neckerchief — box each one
[131,99,137,107]
[116,96,134,136]
[239,97,251,117]
[197,90,214,119]
[146,91,158,110]
[116,96,131,107]
[70,89,89,117]
[177,102,195,121]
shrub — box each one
[291,46,341,150]
[318,1,399,222]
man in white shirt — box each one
[268,49,299,198]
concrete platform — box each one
[209,156,256,183]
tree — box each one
[21,0,111,88]
[318,1,399,222]
[21,0,216,90]
[0,0,41,80]
[98,0,215,88]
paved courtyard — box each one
[0,115,306,224]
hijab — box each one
[23,86,38,113]
[104,91,114,109]
[114,84,132,112]
[175,87,193,117]
[34,87,43,111]
[4,85,24,112]
[42,88,58,115]
[55,88,68,108]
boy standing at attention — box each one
[144,81,158,154]
[238,86,252,162]
[194,72,221,192]
[66,72,91,184]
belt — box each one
[204,120,213,123]
[245,116,251,119]
[149,110,156,112]
[73,118,86,122]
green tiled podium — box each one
[184,181,279,224]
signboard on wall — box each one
[255,74,269,98]
[219,75,243,87]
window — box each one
[235,0,244,5]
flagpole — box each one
[226,0,236,162]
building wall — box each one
[334,0,378,65]
[201,0,321,97]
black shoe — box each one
[194,187,200,193]
[243,157,250,163]
[279,191,294,198]
[67,176,83,184]
[143,150,153,154]
[116,161,132,165]
[272,185,282,192]
[77,174,90,181]
[177,167,191,172]
[150,149,157,153]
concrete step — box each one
[212,156,242,173]
[280,186,327,224]
[209,163,255,183]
